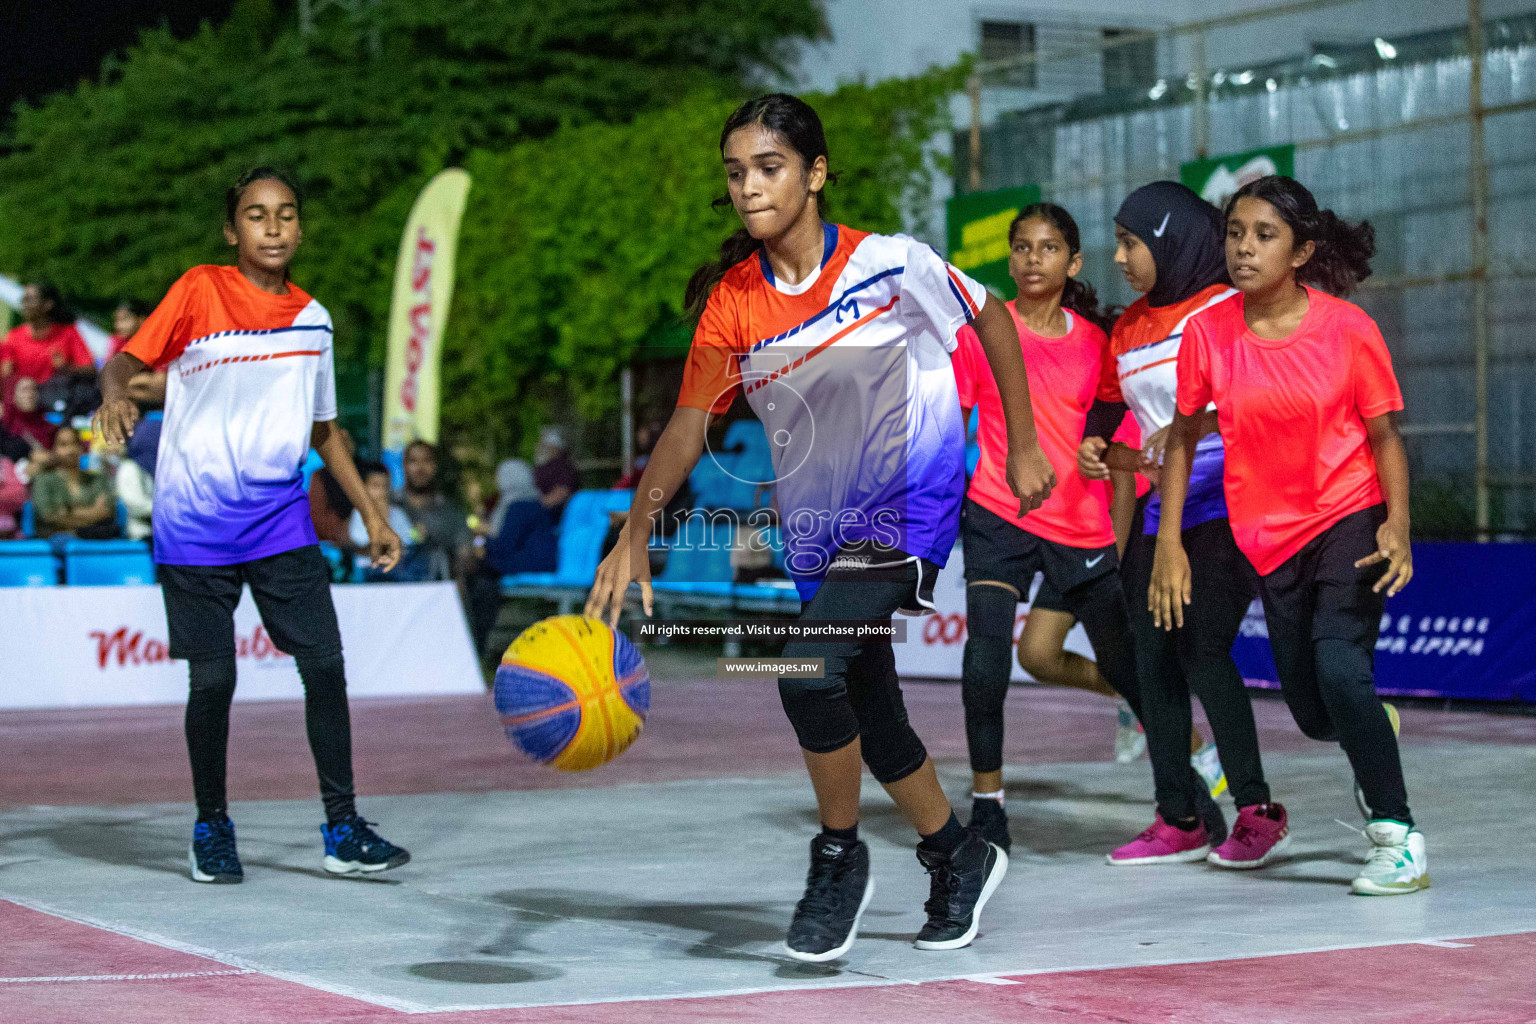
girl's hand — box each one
[1139,425,1170,467]
[1356,517,1412,596]
[1149,537,1192,630]
[367,519,403,573]
[92,399,140,448]
[1077,437,1110,481]
[584,529,653,628]
[1007,443,1058,515]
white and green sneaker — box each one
[1114,701,1146,764]
[1191,742,1228,798]
[1351,820,1429,896]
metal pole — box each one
[620,364,635,479]
[1192,29,1209,159]
[968,75,983,193]
[1469,0,1491,539]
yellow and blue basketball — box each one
[493,615,650,771]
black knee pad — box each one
[778,677,860,755]
[860,718,928,784]
[961,584,1015,710]
[188,657,237,695]
[295,652,348,694]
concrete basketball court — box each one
[2,656,1534,1022]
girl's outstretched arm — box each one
[586,405,710,626]
[313,419,401,572]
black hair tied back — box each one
[225,165,304,226]
[685,93,832,316]
[1009,202,1115,332]
[1224,175,1375,297]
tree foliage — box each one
[0,0,825,348]
[0,0,960,454]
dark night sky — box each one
[3,1,241,115]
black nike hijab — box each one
[1115,181,1229,308]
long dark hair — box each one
[1223,175,1374,297]
[1008,203,1113,332]
[684,94,832,315]
[225,165,304,226]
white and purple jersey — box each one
[679,225,985,600]
[124,265,337,565]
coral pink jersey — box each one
[1177,288,1403,575]
[955,303,1115,549]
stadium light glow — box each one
[1374,37,1399,60]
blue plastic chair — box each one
[502,489,632,589]
[652,538,735,596]
[300,449,325,491]
[61,539,155,586]
[20,501,34,538]
[0,540,59,586]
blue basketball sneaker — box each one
[189,816,243,884]
[321,815,410,875]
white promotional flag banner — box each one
[0,582,483,709]
[892,544,1095,681]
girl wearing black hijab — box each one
[1081,182,1288,870]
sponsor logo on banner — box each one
[90,625,291,670]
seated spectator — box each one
[308,426,356,547]
[466,459,558,661]
[115,417,160,542]
[349,460,420,581]
[534,426,579,526]
[398,439,471,581]
[0,455,27,538]
[484,459,557,576]
[614,420,663,489]
[31,426,118,539]
[1,282,94,410]
[2,377,57,454]
[109,299,150,358]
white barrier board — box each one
[0,582,483,709]
[893,544,1097,681]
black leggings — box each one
[186,653,357,823]
[777,564,930,785]
[1257,505,1410,825]
[962,571,1141,774]
[1123,518,1269,820]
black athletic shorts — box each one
[160,545,343,662]
[961,498,1118,612]
[823,539,940,615]
[1254,503,1390,650]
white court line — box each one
[1,970,252,983]
[1417,938,1475,948]
[414,928,1536,1014]
[0,895,433,1014]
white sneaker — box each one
[1115,702,1146,763]
[1190,742,1228,798]
[1351,820,1430,896]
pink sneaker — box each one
[1208,803,1291,869]
[1106,814,1211,866]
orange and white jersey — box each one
[125,265,336,565]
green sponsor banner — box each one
[946,185,1041,297]
[1180,145,1295,208]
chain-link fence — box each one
[953,0,1535,538]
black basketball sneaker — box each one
[967,797,1012,853]
[913,828,1007,950]
[784,835,874,962]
